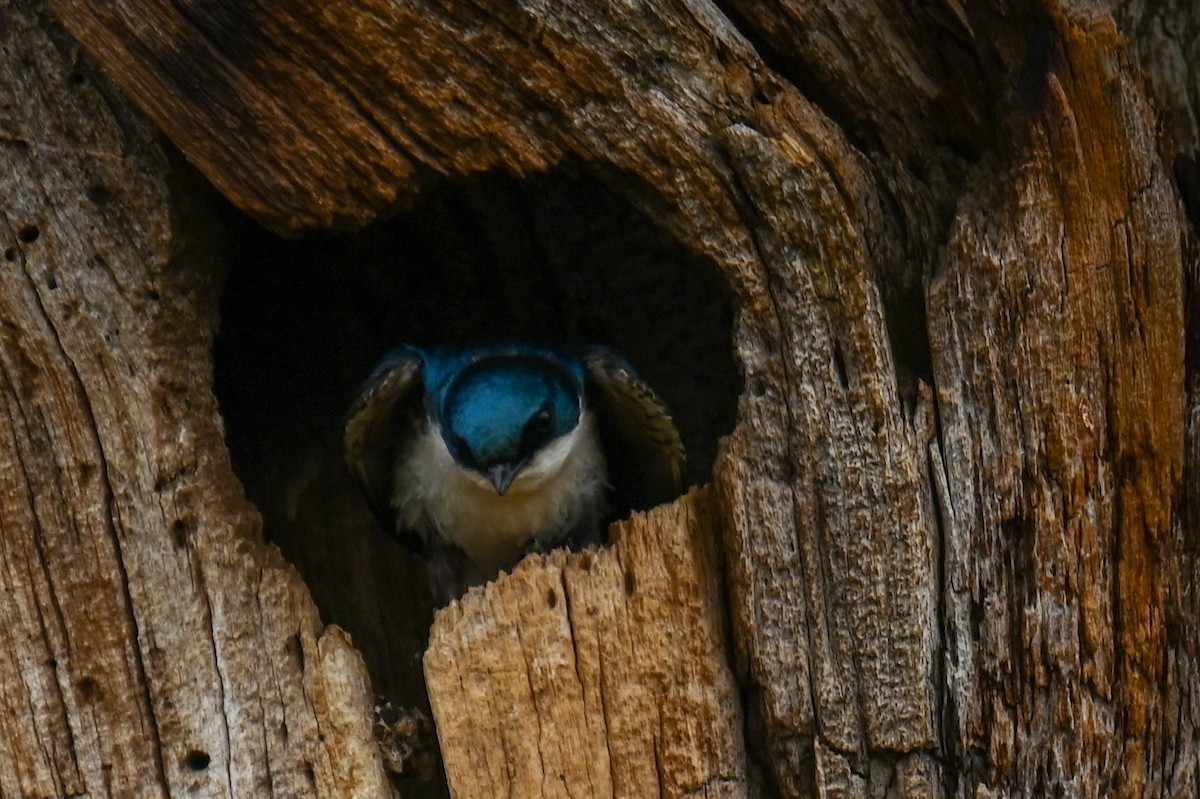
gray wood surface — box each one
[0,4,390,797]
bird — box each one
[343,343,685,602]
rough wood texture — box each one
[424,489,747,799]
[928,13,1184,797]
[0,2,389,797]
[714,116,941,795]
[1118,4,1200,797]
[25,0,1200,797]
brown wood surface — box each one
[425,489,746,798]
[0,3,390,797]
[7,0,1197,797]
[927,17,1184,797]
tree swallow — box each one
[343,344,684,601]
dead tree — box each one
[2,0,1198,796]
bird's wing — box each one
[343,346,426,550]
[582,347,685,513]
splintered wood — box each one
[926,18,1184,799]
[424,489,747,799]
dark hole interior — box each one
[213,168,739,795]
[183,750,211,772]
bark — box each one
[6,0,1197,798]
[0,2,390,797]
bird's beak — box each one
[488,463,518,496]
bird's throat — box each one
[392,413,608,574]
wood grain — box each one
[927,10,1184,798]
[25,0,1200,795]
[425,489,747,799]
[0,3,389,796]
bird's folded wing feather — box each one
[582,347,685,513]
[343,347,426,549]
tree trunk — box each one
[0,3,391,797]
[6,0,1198,798]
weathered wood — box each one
[43,0,779,244]
[927,12,1185,797]
[1120,1,1200,171]
[424,489,748,798]
[713,111,941,796]
[0,2,389,797]
[1120,11,1200,793]
[21,0,1200,797]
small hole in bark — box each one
[183,750,211,771]
[289,633,305,670]
[68,70,86,86]
[832,342,849,391]
[87,184,113,204]
[171,519,190,548]
[4,248,16,262]
[546,589,558,609]
[624,571,636,596]
[18,225,39,243]
[46,275,57,290]
[147,289,161,302]
[77,677,100,700]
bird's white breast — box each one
[391,411,608,573]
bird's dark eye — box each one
[523,407,556,444]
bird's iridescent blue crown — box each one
[438,352,584,472]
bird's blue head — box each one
[436,351,584,494]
